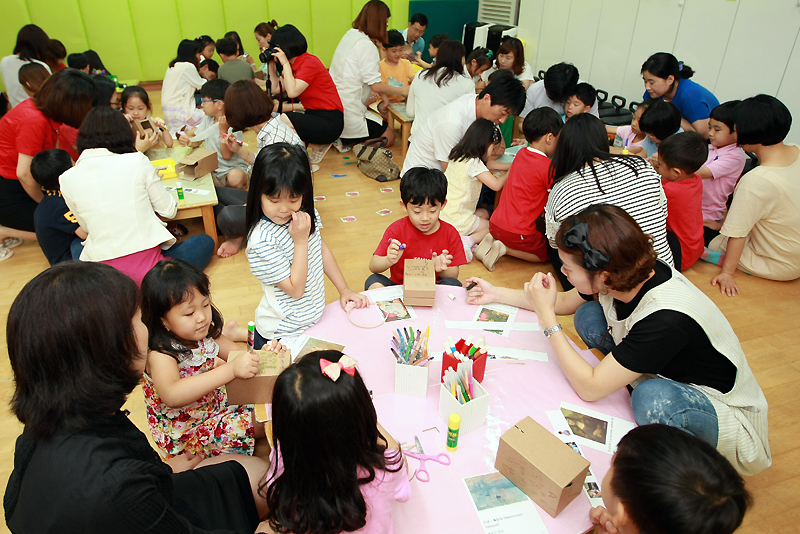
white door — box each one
[591,0,641,97]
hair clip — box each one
[486,50,493,58]
[678,60,684,71]
[492,126,502,143]
[320,355,357,381]
[563,222,610,271]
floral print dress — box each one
[143,337,255,459]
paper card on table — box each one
[341,216,357,223]
[314,195,326,201]
[545,412,605,507]
[369,286,418,321]
[464,472,548,534]
[380,187,394,193]
[164,185,211,195]
[444,321,539,333]
[280,335,345,362]
[549,403,635,454]
[489,346,548,362]
[346,191,360,197]
[472,303,518,337]
[376,209,392,216]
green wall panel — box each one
[177,0,227,53]
[79,0,142,80]
[269,0,313,51]
[222,0,270,59]
[129,0,183,81]
[26,0,88,62]
[311,2,353,67]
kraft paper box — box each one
[495,416,590,518]
[226,349,290,405]
[133,118,158,138]
[403,259,435,307]
[176,148,218,179]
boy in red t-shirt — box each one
[476,107,563,271]
[366,167,467,290]
[658,131,709,271]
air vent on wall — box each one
[478,0,520,26]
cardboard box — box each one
[395,363,428,397]
[438,381,489,434]
[495,417,590,518]
[176,148,218,180]
[225,349,291,405]
[133,118,158,138]
[403,259,435,307]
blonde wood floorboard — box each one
[0,93,798,530]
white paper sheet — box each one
[463,471,548,534]
[280,334,345,362]
[547,403,636,454]
[368,286,418,321]
[488,346,548,362]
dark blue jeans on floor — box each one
[163,234,216,270]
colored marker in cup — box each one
[176,182,185,204]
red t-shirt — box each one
[0,98,61,180]
[374,216,468,284]
[491,148,552,235]
[289,53,344,112]
[663,174,704,271]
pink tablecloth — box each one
[304,286,634,534]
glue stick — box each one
[176,182,185,204]
[446,413,461,451]
[247,321,255,353]
[622,139,629,155]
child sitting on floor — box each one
[657,131,708,271]
[379,29,416,121]
[479,107,563,271]
[121,85,174,148]
[564,82,596,121]
[141,258,272,459]
[199,59,219,81]
[697,100,747,244]
[31,149,87,265]
[608,100,650,154]
[439,119,507,256]
[638,99,682,162]
[367,167,467,290]
[180,79,250,190]
[260,350,409,534]
[708,95,800,295]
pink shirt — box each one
[701,143,746,221]
[614,125,644,150]
[267,447,410,534]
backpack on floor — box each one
[353,138,400,182]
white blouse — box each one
[329,29,382,139]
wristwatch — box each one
[543,324,563,338]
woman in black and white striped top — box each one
[545,113,672,288]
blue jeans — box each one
[70,237,84,259]
[364,272,462,291]
[163,234,215,271]
[253,328,270,351]
[573,301,616,354]
[632,378,719,448]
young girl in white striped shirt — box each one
[245,143,368,348]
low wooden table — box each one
[387,103,413,156]
[146,147,219,247]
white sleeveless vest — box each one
[600,266,771,475]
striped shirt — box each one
[246,209,325,339]
[256,115,304,155]
[545,158,674,267]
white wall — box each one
[516,0,800,143]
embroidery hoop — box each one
[345,300,386,329]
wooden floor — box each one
[1,102,799,532]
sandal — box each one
[3,237,23,248]
[311,164,320,173]
[309,143,332,164]
[0,246,13,262]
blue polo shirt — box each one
[401,28,425,56]
[643,78,719,124]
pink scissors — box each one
[404,435,451,482]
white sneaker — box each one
[334,139,351,153]
[311,164,320,173]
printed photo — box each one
[376,298,412,322]
[476,306,510,335]
[565,442,582,455]
[584,481,602,499]
[464,472,530,511]
[561,408,609,445]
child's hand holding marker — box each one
[231,350,260,379]
[386,238,406,265]
[431,249,453,272]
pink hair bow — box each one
[319,355,358,381]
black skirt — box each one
[285,108,344,145]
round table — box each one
[303,286,634,534]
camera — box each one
[259,47,278,63]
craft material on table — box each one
[473,303,518,337]
[405,435,451,482]
[548,403,635,455]
[164,185,210,195]
[281,334,345,362]
[370,286,417,322]
[403,259,435,307]
[300,286,635,534]
[464,471,548,534]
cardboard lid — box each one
[178,148,216,165]
[501,416,590,488]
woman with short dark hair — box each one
[467,204,771,476]
[1,24,52,107]
[60,106,215,284]
[0,68,95,245]
[4,261,268,533]
[267,24,345,163]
